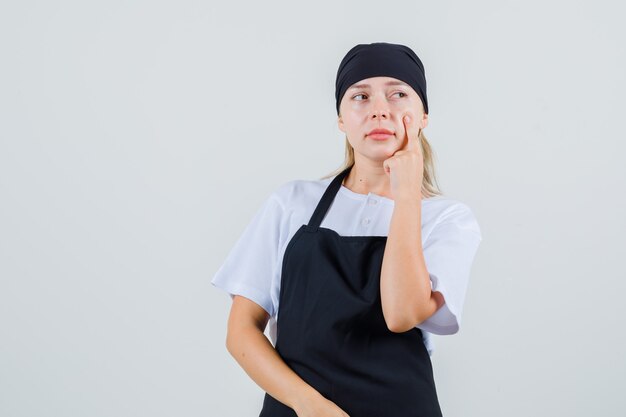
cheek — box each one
[346,101,366,114]
[393,102,421,121]
[343,112,364,127]
[393,97,416,109]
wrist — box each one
[290,384,322,412]
[394,196,422,209]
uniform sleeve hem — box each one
[416,273,461,335]
[211,279,275,317]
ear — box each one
[337,114,345,133]
[420,113,429,130]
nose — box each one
[369,96,389,120]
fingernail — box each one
[405,115,411,123]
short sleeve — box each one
[210,192,285,317]
[417,203,483,335]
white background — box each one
[1,1,624,416]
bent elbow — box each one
[386,308,431,333]
[386,317,418,333]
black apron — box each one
[259,165,443,417]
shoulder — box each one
[424,196,482,238]
[269,177,332,211]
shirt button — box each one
[361,218,370,225]
[368,198,378,205]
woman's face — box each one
[337,76,429,161]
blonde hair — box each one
[320,128,443,199]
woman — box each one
[211,42,483,417]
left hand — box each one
[382,113,424,202]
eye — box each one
[352,91,407,101]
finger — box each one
[402,114,419,151]
[398,114,410,151]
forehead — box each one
[347,76,410,90]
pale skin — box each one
[225,76,445,417]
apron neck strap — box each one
[307,165,353,229]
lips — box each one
[368,128,394,136]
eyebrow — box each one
[348,80,410,90]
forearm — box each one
[226,325,321,411]
[381,198,437,331]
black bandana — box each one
[335,42,428,115]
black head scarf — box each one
[335,42,428,115]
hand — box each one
[382,113,424,202]
[293,390,350,417]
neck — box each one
[342,154,431,200]
[342,159,393,199]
